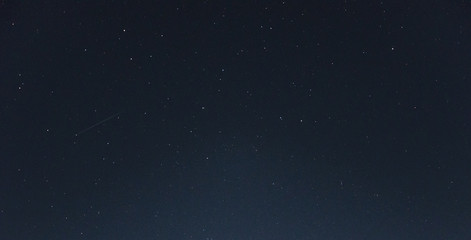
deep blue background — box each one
[1,1,470,239]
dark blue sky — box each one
[1,1,471,239]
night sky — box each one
[1,1,471,239]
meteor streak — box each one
[74,113,120,137]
